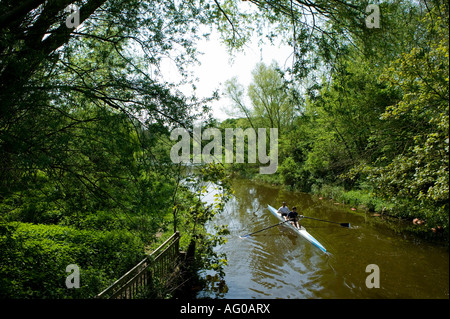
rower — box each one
[288,206,300,228]
[277,202,290,219]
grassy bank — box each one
[310,184,447,240]
[310,184,392,214]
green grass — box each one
[311,184,393,213]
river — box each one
[197,178,449,299]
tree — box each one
[364,6,449,227]
[301,49,401,185]
[224,62,298,133]
[248,62,297,133]
[224,77,255,129]
[0,1,209,200]
[0,0,235,297]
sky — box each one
[160,29,295,122]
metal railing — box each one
[96,231,181,299]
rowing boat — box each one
[267,205,327,253]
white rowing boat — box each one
[267,204,327,253]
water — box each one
[198,178,449,299]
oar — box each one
[301,215,351,228]
[240,220,290,238]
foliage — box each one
[175,164,232,277]
[247,62,297,133]
[224,61,299,133]
[1,0,449,299]
[363,8,449,228]
[0,0,234,298]
[221,1,449,239]
[0,222,144,298]
[311,184,391,214]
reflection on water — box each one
[198,178,449,299]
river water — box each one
[198,178,449,299]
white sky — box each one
[160,29,295,122]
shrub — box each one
[0,222,144,298]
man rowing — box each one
[287,206,301,229]
[277,202,290,218]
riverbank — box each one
[229,170,449,247]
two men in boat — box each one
[277,202,301,228]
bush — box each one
[279,157,312,191]
[279,157,300,186]
[0,222,144,298]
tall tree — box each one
[224,62,298,134]
[364,5,449,227]
[0,0,237,297]
[0,0,210,203]
[248,62,297,133]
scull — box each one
[268,204,327,254]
